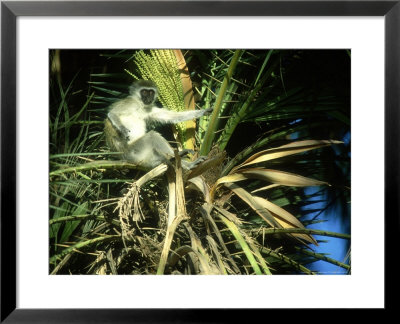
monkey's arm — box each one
[107,111,131,140]
[149,107,213,124]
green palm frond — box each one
[49,49,350,275]
[127,49,198,148]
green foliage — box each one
[131,50,185,111]
[49,49,350,275]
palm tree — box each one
[49,49,350,275]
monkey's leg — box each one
[144,132,198,164]
[125,131,175,169]
[144,133,205,170]
[125,131,206,170]
[181,156,207,170]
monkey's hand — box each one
[187,156,207,169]
[118,125,131,141]
[204,107,213,115]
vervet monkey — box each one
[104,79,212,170]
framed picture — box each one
[1,0,397,321]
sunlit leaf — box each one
[187,176,210,202]
[232,140,343,171]
[224,183,317,245]
[224,182,280,228]
[236,168,328,187]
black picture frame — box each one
[1,0,398,321]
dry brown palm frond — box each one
[114,164,168,247]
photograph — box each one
[2,0,396,319]
[49,49,351,275]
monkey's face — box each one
[140,88,156,105]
